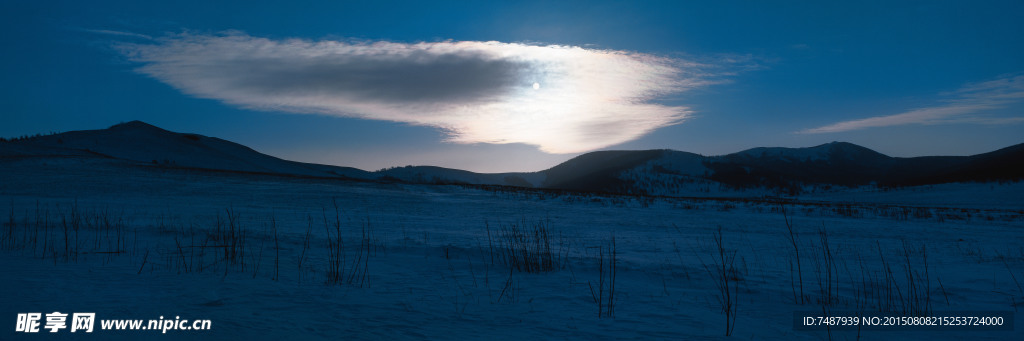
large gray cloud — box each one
[119,32,708,153]
[212,50,532,104]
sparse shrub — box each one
[588,236,618,318]
[781,205,805,304]
[700,227,739,336]
[209,208,247,268]
[814,225,838,306]
[322,200,371,287]
[298,215,312,271]
[495,219,559,273]
[856,241,933,315]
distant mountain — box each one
[599,141,1024,196]
[705,142,897,192]
[375,165,545,187]
[883,142,1024,186]
[541,150,665,191]
[0,121,541,187]
[1,121,372,179]
[2,121,1021,196]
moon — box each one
[532,82,540,90]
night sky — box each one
[2,0,1022,172]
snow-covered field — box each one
[2,157,1022,340]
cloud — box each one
[117,32,712,153]
[801,74,1024,134]
[81,29,154,40]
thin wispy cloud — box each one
[801,74,1024,134]
[82,28,154,40]
[117,32,716,153]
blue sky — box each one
[2,0,1023,172]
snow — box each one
[799,182,1024,210]
[656,150,709,176]
[2,156,1022,340]
[733,142,852,162]
[617,151,778,197]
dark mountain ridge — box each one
[703,141,1024,191]
[2,121,1021,196]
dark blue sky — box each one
[2,0,1023,172]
